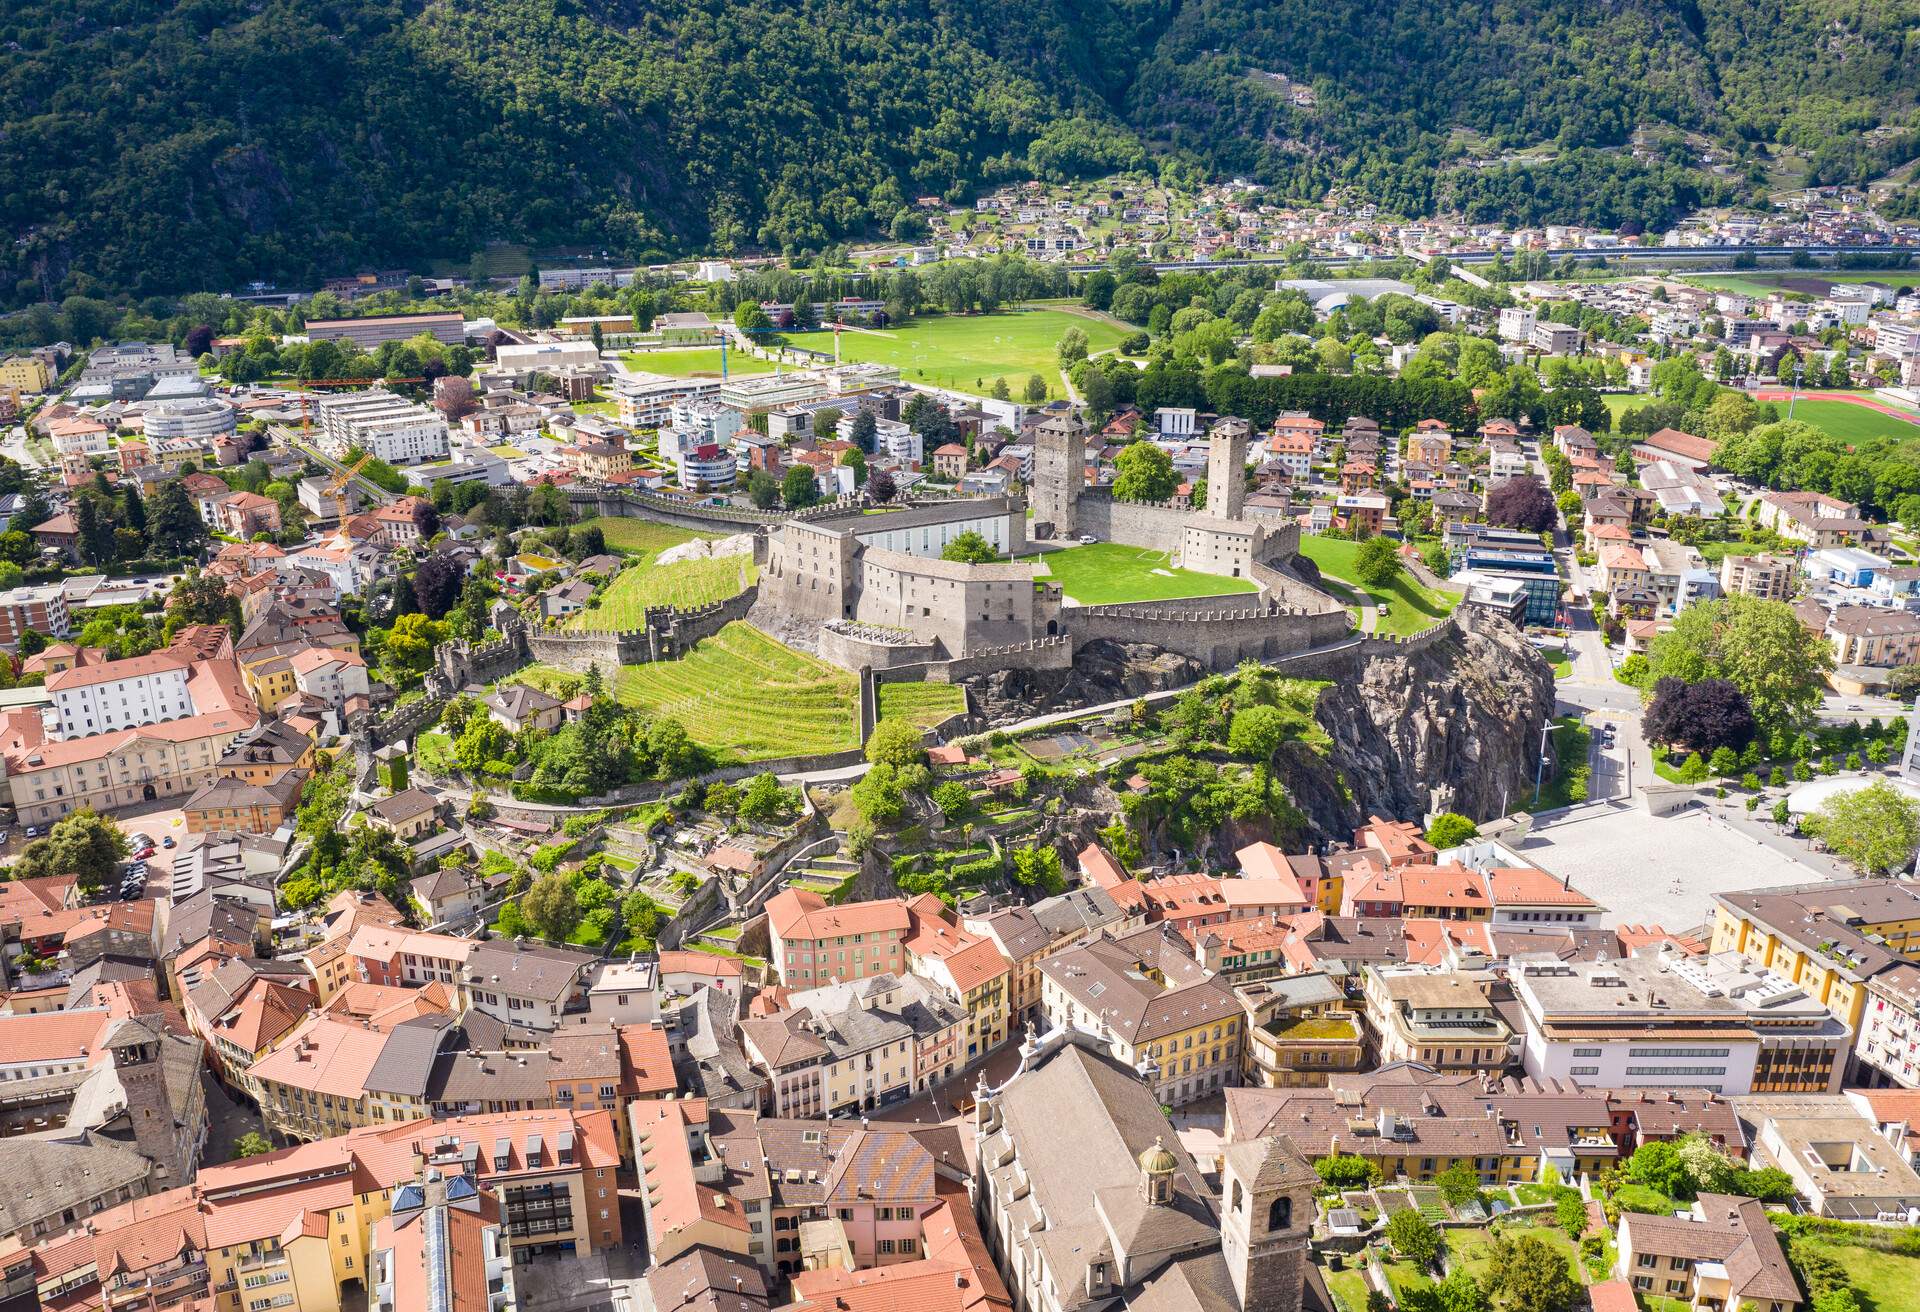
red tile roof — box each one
[765,888,910,941]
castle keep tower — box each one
[1207,418,1250,520]
[1032,413,1086,539]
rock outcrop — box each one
[1275,608,1556,844]
[963,609,1555,852]
[961,640,1208,721]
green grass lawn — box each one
[1320,1264,1373,1312]
[1680,270,1920,298]
[782,308,1127,400]
[568,555,757,629]
[417,732,454,775]
[613,621,860,761]
[1026,542,1259,605]
[1299,535,1459,637]
[619,348,773,378]
[1774,397,1920,443]
[1792,1237,1920,1312]
[1608,1183,1675,1215]
[1382,1259,1434,1301]
[1602,394,1646,423]
[575,516,722,560]
[877,682,969,729]
[1446,1224,1584,1293]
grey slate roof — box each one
[466,939,595,1002]
[0,1130,153,1237]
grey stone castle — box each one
[756,416,1343,677]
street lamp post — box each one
[1787,360,1804,422]
[1532,719,1554,808]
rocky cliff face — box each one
[1276,609,1557,845]
[962,610,1555,852]
[961,640,1209,721]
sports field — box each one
[1298,535,1459,637]
[1762,396,1920,443]
[1025,542,1259,605]
[1681,269,1919,298]
[877,682,968,729]
[783,309,1127,400]
[567,555,757,629]
[612,622,859,760]
[618,348,772,378]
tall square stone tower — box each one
[1220,1136,1315,1312]
[1207,418,1251,521]
[1032,413,1086,538]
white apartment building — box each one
[718,371,829,412]
[675,444,738,491]
[313,390,451,464]
[882,422,923,466]
[1497,307,1537,343]
[1512,949,1849,1095]
[51,424,112,457]
[612,372,720,428]
[1872,321,1920,359]
[48,650,195,738]
[290,647,370,710]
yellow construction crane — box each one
[327,452,373,497]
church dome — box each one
[1137,1136,1179,1176]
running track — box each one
[1748,389,1920,426]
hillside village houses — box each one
[6,199,1920,1312]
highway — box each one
[1065,243,1915,275]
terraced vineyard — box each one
[876,682,968,728]
[568,555,757,630]
[613,622,860,761]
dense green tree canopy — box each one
[5,0,1913,304]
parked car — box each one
[161,836,176,849]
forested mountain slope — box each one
[0,0,1914,303]
[1130,0,1920,224]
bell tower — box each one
[1219,1136,1314,1312]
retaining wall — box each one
[817,626,941,672]
[370,695,448,748]
[568,487,836,531]
[525,587,758,672]
[1251,555,1344,616]
[582,746,870,806]
[1069,601,1351,670]
[867,636,1076,684]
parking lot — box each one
[1512,802,1840,930]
